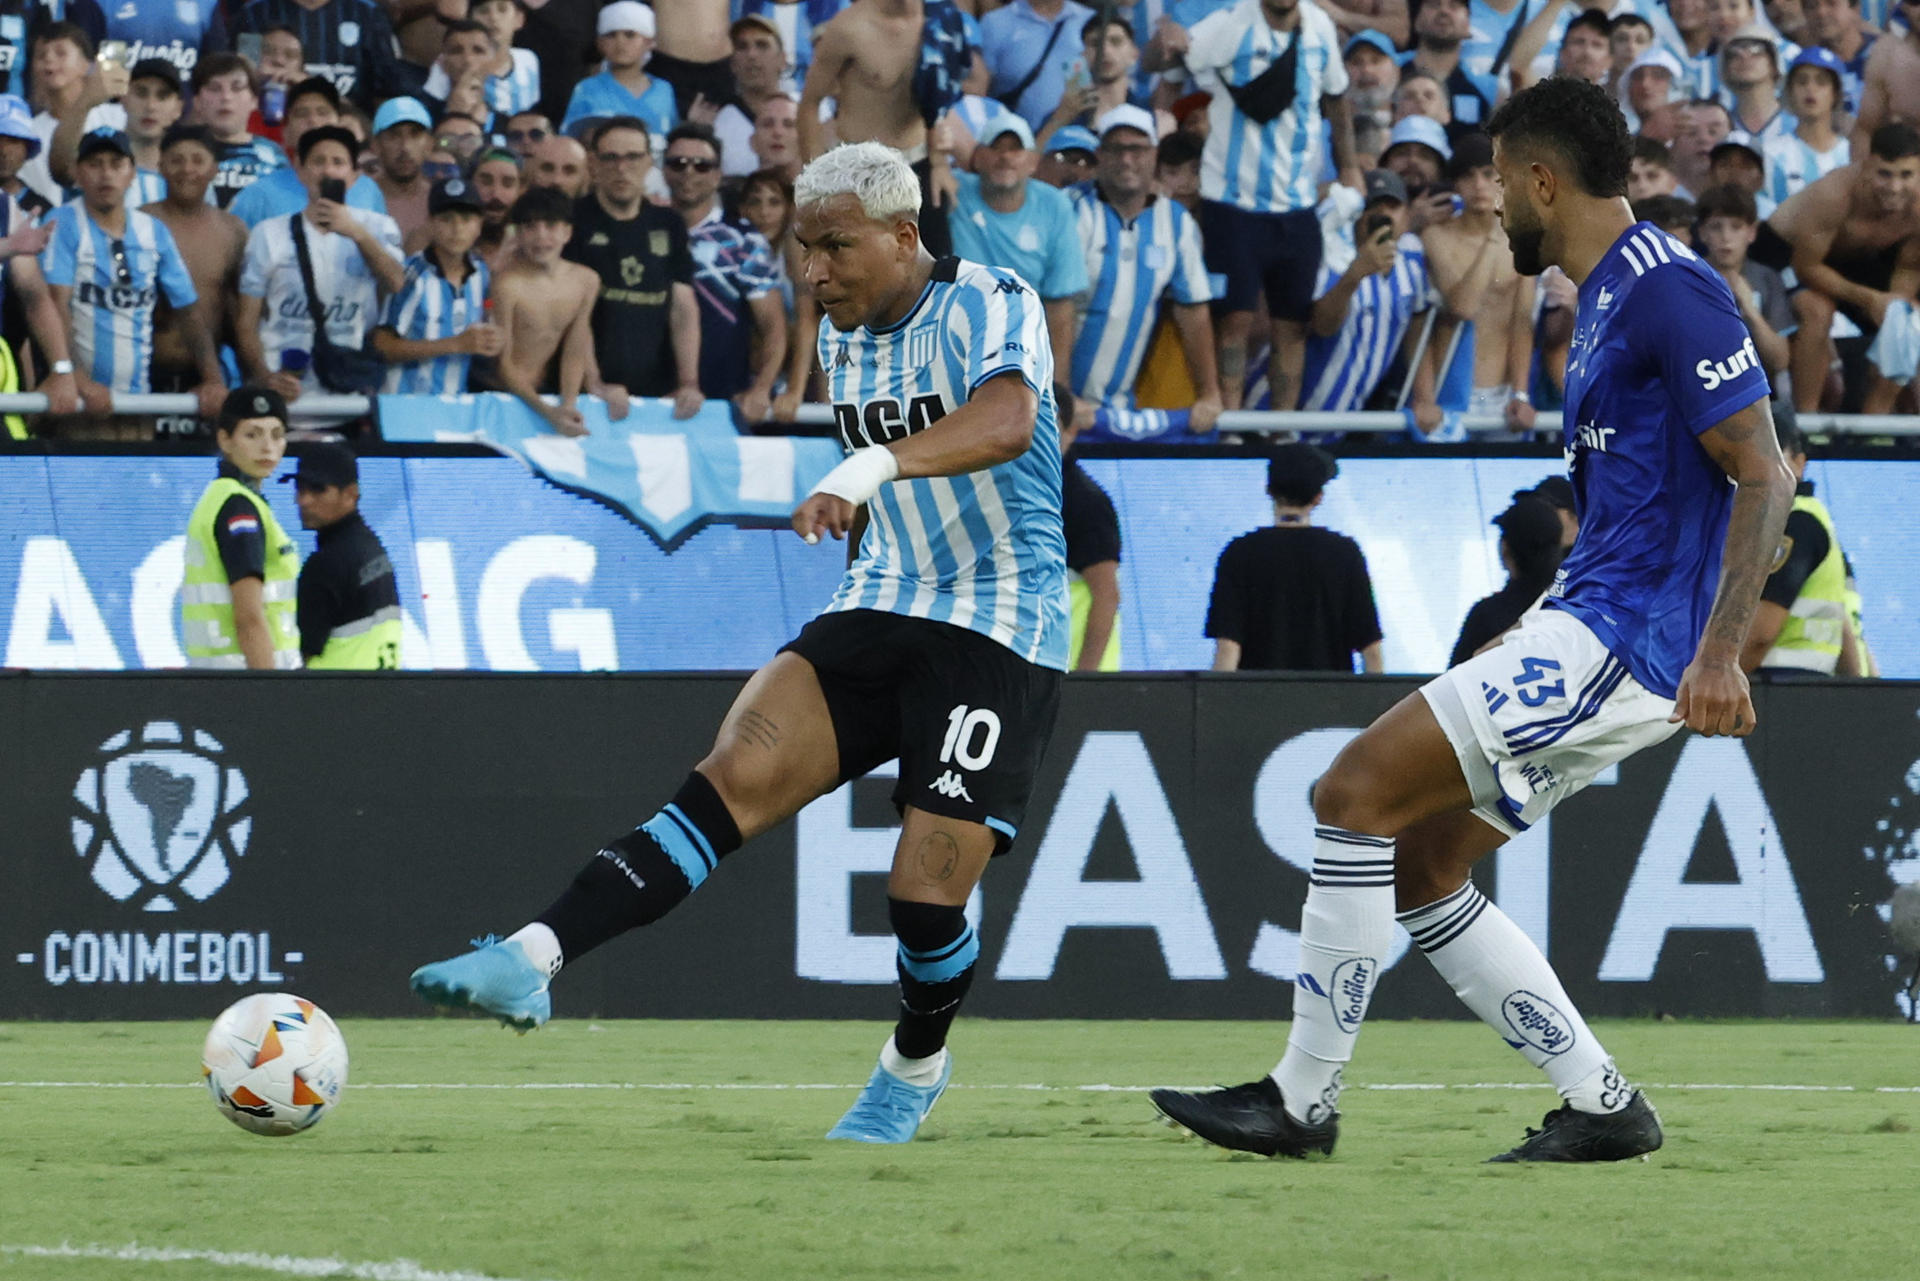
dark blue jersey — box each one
[103,0,226,80]
[1546,221,1772,699]
[235,0,407,106]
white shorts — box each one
[1420,608,1682,839]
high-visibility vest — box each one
[308,605,402,670]
[182,477,302,669]
[1066,573,1121,672]
[1761,494,1847,673]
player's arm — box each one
[792,372,1039,542]
[1675,397,1796,735]
[1738,508,1827,671]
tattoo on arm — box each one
[1699,405,1793,656]
[735,709,783,752]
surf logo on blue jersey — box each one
[1696,335,1761,392]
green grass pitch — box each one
[1,1019,1915,1281]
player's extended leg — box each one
[826,806,995,1144]
[1395,810,1662,1162]
[409,654,842,1029]
[1153,693,1472,1156]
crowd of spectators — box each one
[0,0,1913,445]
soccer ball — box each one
[202,993,349,1136]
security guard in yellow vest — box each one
[182,387,302,669]
[285,440,402,670]
[1741,421,1862,678]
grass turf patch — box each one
[1,1019,1914,1281]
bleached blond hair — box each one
[794,141,922,223]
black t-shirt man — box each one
[1205,525,1383,672]
[295,510,399,663]
[563,194,693,398]
[1451,580,1540,667]
[1063,461,1121,571]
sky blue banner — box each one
[376,394,847,549]
[3,453,1916,676]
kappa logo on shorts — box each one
[928,770,974,802]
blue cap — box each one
[1047,125,1100,155]
[1384,114,1451,163]
[982,111,1036,150]
[372,96,434,135]
[76,128,133,162]
[1344,29,1398,61]
[1787,44,1846,84]
[0,94,40,157]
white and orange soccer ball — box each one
[201,993,349,1136]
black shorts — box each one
[646,50,737,120]
[781,609,1062,854]
[1201,200,1323,321]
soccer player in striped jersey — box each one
[412,141,1068,1146]
[1154,76,1793,1164]
[374,178,498,396]
[1066,105,1222,431]
[42,127,222,418]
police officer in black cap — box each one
[282,440,402,669]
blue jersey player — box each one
[412,141,1070,1145]
[1153,77,1795,1164]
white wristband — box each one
[810,446,900,508]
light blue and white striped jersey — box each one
[424,49,542,118]
[1762,131,1848,209]
[1066,182,1211,407]
[734,0,853,82]
[1301,230,1433,413]
[1184,0,1348,215]
[379,249,490,396]
[820,257,1070,671]
[39,202,196,393]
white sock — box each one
[1398,882,1630,1114]
[1270,826,1397,1125]
[506,923,562,979]
[879,1035,948,1087]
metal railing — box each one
[0,394,1914,436]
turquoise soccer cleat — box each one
[825,1053,953,1143]
[409,935,552,1032]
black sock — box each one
[534,771,743,964]
[890,897,978,1060]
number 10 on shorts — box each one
[940,705,1003,771]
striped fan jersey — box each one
[39,202,196,392]
[1183,0,1347,215]
[1066,182,1212,407]
[379,250,489,396]
[819,256,1070,671]
[1301,231,1433,414]
[1762,133,1849,211]
[424,49,542,119]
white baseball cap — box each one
[1095,104,1158,143]
[598,2,655,38]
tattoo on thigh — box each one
[917,831,960,882]
[736,709,782,752]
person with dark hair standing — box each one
[1054,384,1122,671]
[285,439,401,670]
[1155,75,1791,1165]
[183,386,300,670]
[1448,493,1567,666]
[1204,442,1383,674]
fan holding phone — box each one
[234,125,407,403]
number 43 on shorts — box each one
[940,705,1002,770]
[1513,657,1565,707]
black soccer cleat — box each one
[1487,1090,1663,1163]
[1149,1076,1338,1158]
